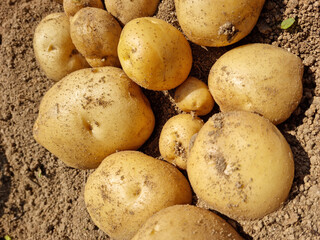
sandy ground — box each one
[0,0,319,239]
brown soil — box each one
[0,0,319,239]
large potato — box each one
[159,114,204,170]
[84,151,193,240]
[33,13,89,81]
[187,111,294,220]
[70,7,122,68]
[33,67,155,169]
[132,205,243,240]
[174,0,265,47]
[208,44,303,125]
[118,17,192,91]
[63,0,104,17]
[174,76,214,116]
[105,0,160,25]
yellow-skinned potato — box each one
[63,0,104,17]
[33,13,89,81]
[132,205,243,240]
[105,0,160,25]
[118,17,192,91]
[159,114,204,169]
[84,151,193,240]
[208,43,303,125]
[174,76,214,116]
[33,67,155,169]
[187,111,294,220]
[174,0,265,47]
[70,8,122,68]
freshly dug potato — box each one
[33,13,89,81]
[132,205,243,240]
[174,0,265,47]
[118,17,192,91]
[33,67,155,169]
[208,43,303,125]
[84,151,193,240]
[187,111,294,220]
[70,8,122,68]
[63,0,104,17]
[105,0,160,25]
[159,114,204,170]
[174,76,214,116]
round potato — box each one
[132,205,243,240]
[63,0,104,17]
[33,67,155,169]
[174,0,265,47]
[187,111,294,220]
[85,151,193,240]
[208,43,303,125]
[174,76,214,116]
[105,0,160,25]
[118,17,192,91]
[33,13,89,81]
[70,8,122,68]
[159,114,204,169]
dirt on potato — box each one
[0,0,319,239]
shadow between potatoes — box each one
[0,144,11,219]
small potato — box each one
[33,67,155,169]
[132,205,243,240]
[159,114,204,169]
[208,43,303,124]
[187,111,294,220]
[63,0,104,17]
[174,76,214,116]
[33,13,89,81]
[174,0,265,47]
[84,151,193,240]
[70,8,122,68]
[105,0,160,25]
[118,17,192,91]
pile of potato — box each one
[33,0,304,239]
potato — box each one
[84,151,193,240]
[132,205,243,240]
[33,67,155,169]
[159,114,204,170]
[174,0,265,47]
[118,17,192,91]
[187,111,294,220]
[174,76,214,116]
[208,43,303,125]
[63,0,104,17]
[105,0,160,25]
[70,8,122,68]
[33,13,89,81]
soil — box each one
[0,0,319,239]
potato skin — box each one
[33,67,155,169]
[175,0,265,47]
[63,0,104,17]
[132,205,243,240]
[33,13,89,81]
[159,114,204,169]
[118,17,192,91]
[105,0,160,25]
[174,76,214,116]
[208,43,303,125]
[84,151,193,240]
[187,111,294,220]
[70,7,122,68]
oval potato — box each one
[187,111,294,220]
[33,67,155,169]
[63,0,104,17]
[85,151,193,240]
[208,43,303,125]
